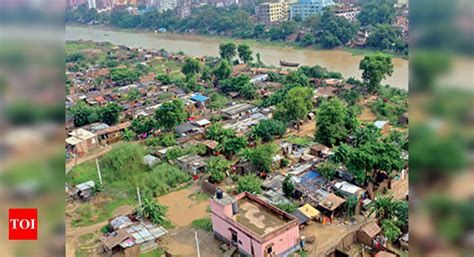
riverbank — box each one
[66,25,408,89]
[70,23,405,58]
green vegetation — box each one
[274,86,314,129]
[315,98,358,146]
[137,197,168,225]
[192,217,213,231]
[67,3,406,55]
[251,119,287,142]
[207,156,231,183]
[154,99,188,130]
[282,175,295,197]
[277,202,298,214]
[240,143,278,173]
[359,53,394,92]
[237,174,262,194]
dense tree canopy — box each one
[98,103,122,125]
[154,99,187,130]
[368,24,405,52]
[358,0,396,27]
[315,98,356,146]
[181,57,201,78]
[237,44,253,63]
[241,143,278,172]
[359,53,394,92]
[274,86,313,128]
[110,68,140,86]
[219,43,237,61]
[251,119,287,142]
[319,8,359,48]
[212,60,232,81]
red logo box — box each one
[8,208,38,240]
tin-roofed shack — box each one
[101,215,167,255]
[221,103,255,120]
[176,154,206,175]
[357,222,382,247]
[66,128,99,156]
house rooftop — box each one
[233,196,290,237]
[221,103,254,116]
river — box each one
[66,25,408,90]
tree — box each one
[381,219,402,242]
[98,103,122,125]
[317,161,338,180]
[219,43,237,61]
[69,101,97,127]
[359,53,394,93]
[240,143,278,172]
[282,175,295,197]
[345,196,358,217]
[220,136,247,158]
[237,174,262,194]
[251,119,287,142]
[124,88,141,102]
[137,197,167,225]
[110,68,139,86]
[367,194,397,221]
[275,86,313,130]
[237,44,253,63]
[319,8,358,48]
[353,124,381,147]
[181,57,201,78]
[205,123,235,143]
[212,60,232,81]
[315,98,351,146]
[410,52,451,92]
[156,74,172,85]
[122,128,136,141]
[154,99,187,130]
[131,117,157,135]
[220,75,256,100]
[277,202,297,213]
[358,0,396,27]
[368,24,403,51]
[299,33,315,47]
[207,156,230,183]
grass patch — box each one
[189,191,211,202]
[78,233,95,244]
[285,136,313,147]
[66,160,98,186]
[192,217,213,232]
[140,248,165,257]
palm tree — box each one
[122,128,136,141]
[367,194,397,221]
[137,197,167,225]
[345,196,358,217]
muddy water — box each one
[66,25,409,90]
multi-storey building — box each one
[156,0,177,12]
[333,0,357,5]
[86,0,97,9]
[255,2,289,24]
[290,0,334,20]
[334,6,360,22]
[67,0,86,8]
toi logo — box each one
[8,208,38,240]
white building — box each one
[290,0,334,20]
[87,0,97,9]
[157,0,178,12]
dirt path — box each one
[301,216,375,256]
[157,185,209,228]
[287,121,316,137]
[66,145,114,172]
[66,204,133,257]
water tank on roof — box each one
[232,201,239,215]
[216,189,223,199]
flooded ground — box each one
[66,25,409,90]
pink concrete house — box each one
[210,191,301,257]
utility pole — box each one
[195,231,200,257]
[137,187,142,206]
[95,158,103,186]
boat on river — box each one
[280,60,299,67]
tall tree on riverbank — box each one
[219,43,237,61]
[274,86,313,130]
[237,44,253,64]
[359,53,394,92]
